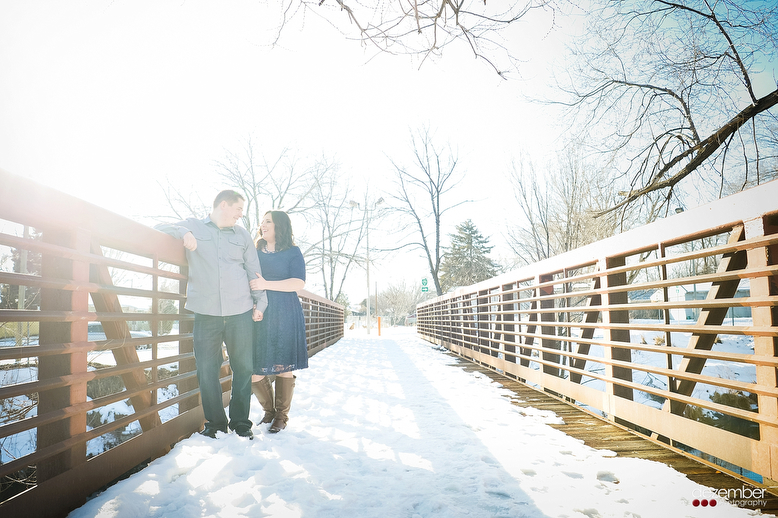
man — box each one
[156,190,267,439]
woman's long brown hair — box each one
[255,210,295,252]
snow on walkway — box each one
[69,328,771,518]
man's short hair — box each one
[213,190,245,208]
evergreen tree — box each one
[439,220,500,293]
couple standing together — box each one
[156,190,307,440]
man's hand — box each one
[182,232,197,251]
[250,273,267,291]
[252,308,264,322]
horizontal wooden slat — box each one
[0,333,194,361]
[0,232,186,280]
[0,310,191,323]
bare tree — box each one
[156,138,370,300]
[264,0,558,77]
[213,135,320,234]
[508,156,553,264]
[157,136,322,234]
[507,147,623,265]
[377,279,433,326]
[388,126,469,296]
[305,161,368,301]
[556,0,778,217]
[156,183,209,221]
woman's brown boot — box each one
[269,376,295,433]
[251,377,275,424]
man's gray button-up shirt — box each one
[155,217,268,317]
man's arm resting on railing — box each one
[154,222,197,250]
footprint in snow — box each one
[596,471,620,483]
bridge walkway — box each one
[455,358,778,515]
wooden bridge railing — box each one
[0,169,344,517]
[417,180,778,487]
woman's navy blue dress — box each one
[253,246,308,375]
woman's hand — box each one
[250,273,267,291]
[250,273,305,292]
[252,308,263,322]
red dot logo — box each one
[701,499,709,507]
[693,499,700,507]
[710,499,717,507]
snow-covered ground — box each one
[518,318,758,411]
[66,327,772,518]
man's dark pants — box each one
[193,310,253,431]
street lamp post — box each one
[350,197,383,334]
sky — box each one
[0,1,573,302]
[5,2,774,304]
[64,327,772,518]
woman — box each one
[250,210,308,433]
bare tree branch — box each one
[267,0,558,76]
[603,87,778,215]
[388,126,469,295]
[304,164,369,301]
[556,0,778,217]
[507,147,626,263]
